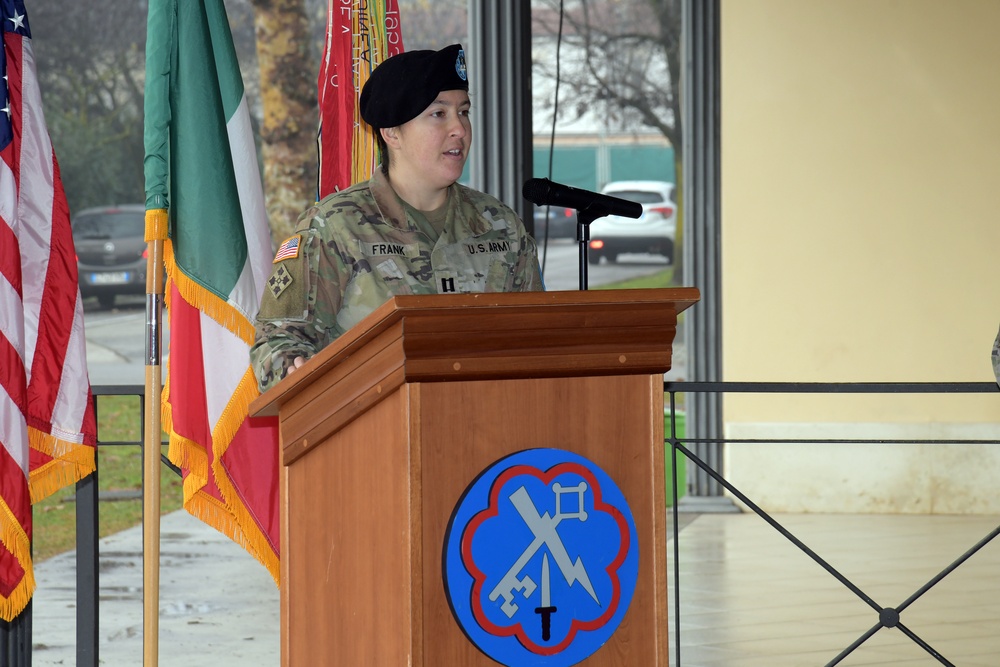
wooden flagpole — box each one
[143,210,167,666]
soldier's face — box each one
[391,90,472,191]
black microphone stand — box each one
[576,210,601,291]
[524,179,638,291]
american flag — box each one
[0,0,97,621]
[273,234,300,262]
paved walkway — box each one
[669,512,1000,666]
[33,510,279,666]
[32,508,1000,665]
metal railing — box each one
[665,381,1000,667]
[0,384,172,667]
[2,381,998,665]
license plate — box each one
[89,272,130,285]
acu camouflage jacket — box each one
[250,170,544,392]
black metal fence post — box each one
[76,451,99,667]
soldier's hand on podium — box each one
[286,356,307,377]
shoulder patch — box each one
[273,235,301,263]
[266,264,294,299]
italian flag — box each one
[143,0,280,581]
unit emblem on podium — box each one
[443,449,639,667]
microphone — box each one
[523,178,642,220]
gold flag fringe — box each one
[0,497,35,622]
[160,238,279,584]
[163,241,256,345]
[209,365,280,583]
[161,372,209,483]
[349,6,384,185]
[27,427,97,504]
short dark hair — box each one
[375,130,390,175]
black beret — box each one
[360,44,469,129]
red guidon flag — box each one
[144,0,280,581]
[0,0,97,621]
[317,0,404,197]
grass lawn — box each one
[593,267,674,290]
[33,394,184,562]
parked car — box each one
[532,204,578,240]
[72,204,149,308]
[587,180,676,264]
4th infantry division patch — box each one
[267,264,294,299]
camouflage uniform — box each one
[250,170,544,392]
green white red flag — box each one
[143,0,280,581]
[317,0,405,197]
[1,0,97,620]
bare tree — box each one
[532,0,683,281]
[30,1,148,212]
[532,0,681,153]
[248,0,319,245]
[398,0,468,49]
[30,0,319,241]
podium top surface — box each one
[250,287,699,418]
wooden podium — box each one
[250,287,699,666]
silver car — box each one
[587,180,676,264]
[72,204,149,308]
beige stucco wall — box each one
[720,0,1000,512]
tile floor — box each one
[667,512,1000,666]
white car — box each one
[587,180,676,264]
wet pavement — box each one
[33,510,279,666]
